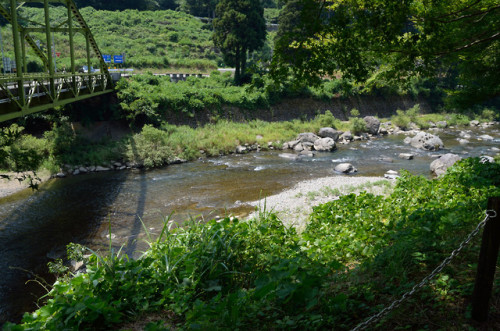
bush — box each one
[315,110,338,128]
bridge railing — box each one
[0,72,112,122]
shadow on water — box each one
[124,170,147,257]
[0,171,131,325]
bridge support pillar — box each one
[10,0,25,108]
[44,0,56,100]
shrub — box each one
[315,110,338,128]
[349,117,367,135]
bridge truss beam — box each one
[0,0,114,123]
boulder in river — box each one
[410,132,444,151]
[314,137,336,152]
[430,153,462,176]
[363,116,381,135]
[298,132,320,144]
[318,127,342,141]
[334,163,357,174]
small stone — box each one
[458,139,469,145]
[470,120,480,126]
[56,172,67,178]
[399,153,415,160]
[79,167,88,173]
[436,121,448,128]
[279,153,299,161]
[386,170,399,175]
[72,169,81,176]
[480,156,495,164]
[334,163,357,174]
[95,166,110,172]
[235,145,248,154]
[459,131,472,139]
[478,135,494,141]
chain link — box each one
[351,210,495,331]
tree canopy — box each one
[213,0,267,84]
[271,0,500,107]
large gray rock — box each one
[410,132,444,151]
[318,127,342,141]
[314,137,336,151]
[363,116,381,135]
[298,132,320,144]
[430,153,462,176]
[334,163,357,174]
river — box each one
[0,126,498,324]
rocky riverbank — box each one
[249,176,393,231]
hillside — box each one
[2,8,220,72]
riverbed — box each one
[0,125,499,324]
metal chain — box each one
[351,209,497,331]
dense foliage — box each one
[4,159,499,330]
[271,0,500,108]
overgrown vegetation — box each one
[4,159,499,330]
[1,102,497,175]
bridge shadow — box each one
[0,168,142,324]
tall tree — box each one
[271,0,500,107]
[213,0,266,84]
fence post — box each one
[471,197,500,322]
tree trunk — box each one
[241,47,247,81]
[234,46,241,84]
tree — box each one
[182,0,218,17]
[271,0,327,85]
[213,0,266,84]
[271,0,500,107]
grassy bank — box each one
[3,158,500,330]
[1,104,498,174]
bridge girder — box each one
[0,0,114,123]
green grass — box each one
[4,158,500,330]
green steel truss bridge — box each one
[0,0,114,123]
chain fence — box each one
[351,209,498,331]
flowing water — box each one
[0,126,499,324]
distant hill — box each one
[11,7,220,72]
